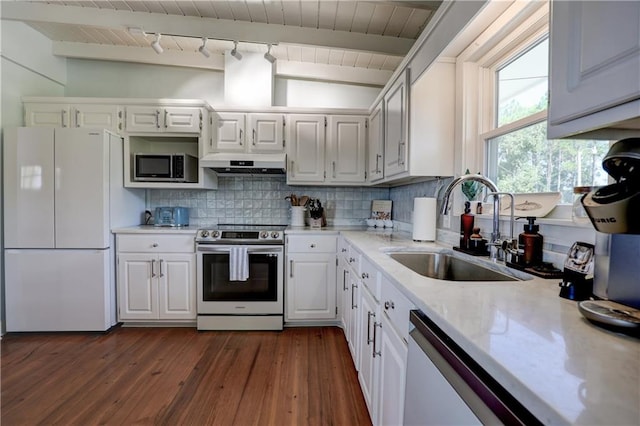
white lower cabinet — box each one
[285,234,337,322]
[339,239,413,426]
[116,234,196,322]
[358,283,381,424]
[377,312,408,426]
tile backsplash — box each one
[148,176,389,226]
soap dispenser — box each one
[519,216,543,266]
[459,201,474,250]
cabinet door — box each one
[384,69,409,177]
[249,113,285,153]
[287,114,326,183]
[549,1,640,127]
[358,286,381,422]
[126,106,162,132]
[368,102,385,182]
[213,112,246,152]
[286,252,337,320]
[163,107,202,133]
[74,104,122,132]
[24,103,71,127]
[338,256,351,330]
[377,313,408,426]
[348,271,361,369]
[326,115,367,184]
[118,254,157,320]
[157,253,196,320]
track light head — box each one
[198,37,210,58]
[151,33,163,54]
[230,41,243,61]
[264,44,276,63]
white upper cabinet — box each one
[326,115,367,184]
[287,114,326,184]
[126,106,202,133]
[287,114,367,185]
[407,61,454,178]
[213,112,246,152]
[368,102,385,183]
[24,103,123,132]
[384,69,410,178]
[211,112,285,154]
[249,113,285,153]
[548,1,640,139]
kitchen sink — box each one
[388,251,522,282]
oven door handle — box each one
[196,246,283,254]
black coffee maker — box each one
[559,242,594,301]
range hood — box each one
[199,152,287,175]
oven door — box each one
[196,245,283,315]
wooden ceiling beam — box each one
[3,2,416,56]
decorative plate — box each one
[501,192,561,217]
[481,192,561,218]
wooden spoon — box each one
[299,195,310,207]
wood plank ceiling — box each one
[1,0,443,85]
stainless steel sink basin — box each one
[388,252,521,281]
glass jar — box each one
[572,186,593,223]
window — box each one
[483,37,609,204]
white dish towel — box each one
[229,246,249,281]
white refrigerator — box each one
[3,127,145,331]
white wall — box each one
[274,77,381,109]
[65,59,226,104]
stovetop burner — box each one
[196,224,287,244]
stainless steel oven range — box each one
[196,224,285,330]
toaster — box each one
[154,207,189,227]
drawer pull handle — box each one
[361,272,369,279]
[384,301,395,310]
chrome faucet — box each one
[440,174,499,215]
[440,174,514,262]
[484,192,517,262]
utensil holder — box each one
[291,206,306,227]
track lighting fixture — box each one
[151,33,163,54]
[198,37,211,58]
[230,41,243,61]
[264,44,276,63]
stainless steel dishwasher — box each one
[404,310,540,425]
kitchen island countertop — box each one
[340,229,639,426]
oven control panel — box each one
[196,228,284,244]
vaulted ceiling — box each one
[2,1,444,85]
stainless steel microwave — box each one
[133,153,198,182]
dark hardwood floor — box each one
[1,326,371,426]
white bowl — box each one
[384,220,394,228]
[366,219,376,227]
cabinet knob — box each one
[152,243,159,248]
[384,301,395,310]
[310,243,316,248]
[361,272,369,279]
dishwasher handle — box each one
[409,310,540,426]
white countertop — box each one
[340,230,639,426]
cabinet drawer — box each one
[381,276,414,342]
[337,236,349,259]
[287,235,336,253]
[347,245,361,274]
[360,256,381,301]
[116,234,195,253]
